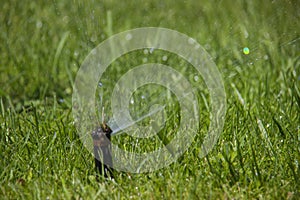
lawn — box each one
[0,0,299,199]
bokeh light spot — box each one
[243,47,250,55]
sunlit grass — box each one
[0,0,299,199]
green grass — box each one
[1,0,299,199]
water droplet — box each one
[143,49,149,55]
[91,34,97,42]
[130,99,134,104]
[98,82,103,87]
[194,75,199,82]
[36,20,43,29]
[59,98,64,103]
[141,95,146,99]
[125,33,132,41]
[65,87,72,94]
[244,30,249,38]
[263,32,270,39]
[149,47,155,54]
[63,16,69,23]
[142,57,148,63]
[74,51,79,57]
[162,55,168,61]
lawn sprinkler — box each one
[91,110,114,179]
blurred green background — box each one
[1,0,298,106]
